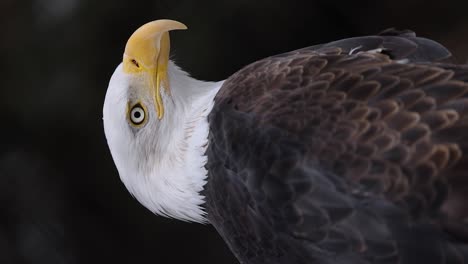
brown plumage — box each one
[205,29,468,264]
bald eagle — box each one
[103,20,468,264]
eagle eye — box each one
[129,103,147,126]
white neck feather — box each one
[105,61,223,223]
[150,62,222,223]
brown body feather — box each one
[205,30,468,264]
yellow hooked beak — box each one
[122,19,187,119]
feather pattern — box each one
[205,30,468,264]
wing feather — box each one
[205,31,468,264]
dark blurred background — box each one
[1,0,468,263]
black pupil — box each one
[133,110,141,119]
